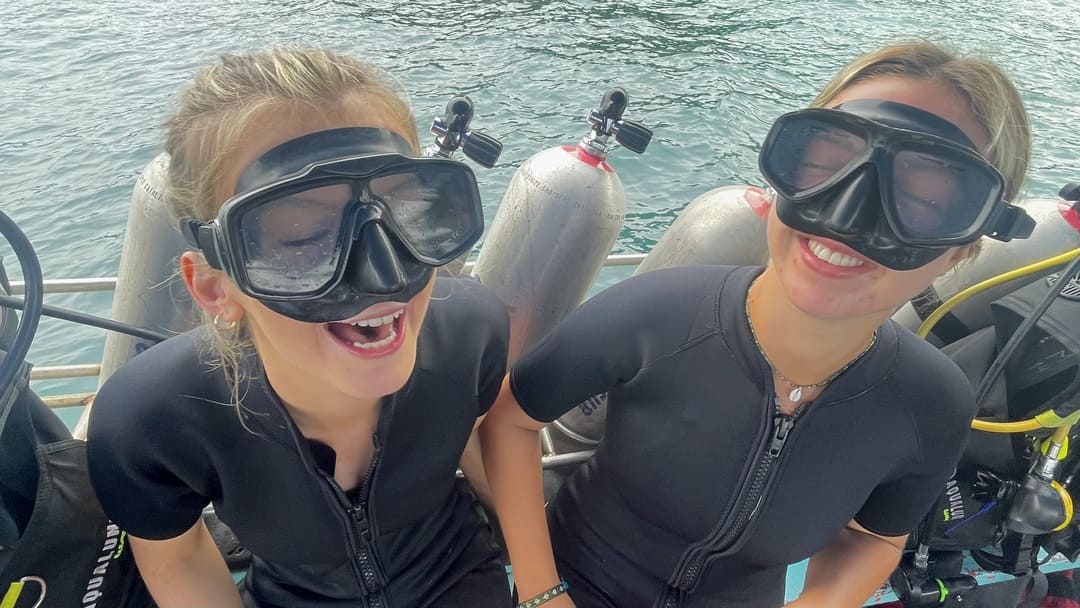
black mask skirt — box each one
[760,99,1030,270]
[182,127,485,323]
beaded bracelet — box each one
[517,581,570,608]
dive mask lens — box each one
[224,156,484,299]
[760,112,869,198]
[888,146,1004,242]
[235,183,352,297]
[369,162,484,263]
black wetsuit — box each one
[511,266,976,608]
[87,278,513,608]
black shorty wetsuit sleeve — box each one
[853,335,977,537]
[86,337,213,541]
[510,267,724,423]
[87,410,210,540]
[855,468,955,538]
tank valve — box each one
[579,87,653,159]
[427,95,504,168]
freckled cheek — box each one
[854,292,882,310]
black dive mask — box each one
[760,100,1034,270]
[182,127,485,323]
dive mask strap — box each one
[180,219,226,270]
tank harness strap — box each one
[911,286,970,344]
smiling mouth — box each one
[806,238,867,268]
[326,310,404,350]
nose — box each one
[821,167,881,236]
[343,220,408,295]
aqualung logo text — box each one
[82,522,124,607]
[943,479,966,522]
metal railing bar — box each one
[42,393,95,408]
[30,364,101,380]
[9,278,118,295]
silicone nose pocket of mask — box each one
[347,221,410,296]
[820,169,881,237]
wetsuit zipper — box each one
[658,399,807,608]
[327,433,386,608]
[255,376,396,606]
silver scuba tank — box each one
[892,190,1080,345]
[471,88,653,363]
[97,153,197,386]
[634,185,769,274]
[79,153,197,437]
[76,152,196,438]
[548,184,768,451]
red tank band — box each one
[565,145,615,173]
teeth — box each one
[351,310,402,328]
[352,326,398,350]
[808,240,864,268]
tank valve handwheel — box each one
[1060,182,1080,203]
[581,87,654,158]
[427,95,504,168]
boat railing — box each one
[21,253,649,408]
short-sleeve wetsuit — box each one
[511,266,976,608]
[87,278,512,608]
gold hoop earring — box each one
[213,314,238,332]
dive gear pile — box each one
[891,183,1080,607]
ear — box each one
[180,251,245,323]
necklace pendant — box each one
[788,386,803,402]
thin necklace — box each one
[745,280,877,404]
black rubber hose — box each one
[0,294,170,343]
[0,209,43,430]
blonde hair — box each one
[162,47,419,408]
[812,41,1031,203]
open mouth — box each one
[325,309,406,355]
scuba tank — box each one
[471,87,653,363]
[95,153,196,402]
[634,185,769,275]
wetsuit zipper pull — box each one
[768,415,795,458]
